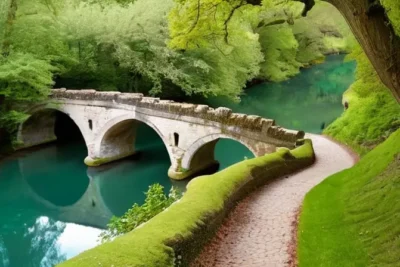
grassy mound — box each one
[324,47,400,156]
[59,140,315,267]
[298,129,400,267]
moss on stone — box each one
[15,136,57,150]
[59,140,315,267]
[84,152,137,167]
[168,160,219,180]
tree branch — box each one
[224,0,247,43]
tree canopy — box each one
[0,0,378,134]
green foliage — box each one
[0,110,28,134]
[257,24,301,81]
[381,0,400,36]
[255,1,355,81]
[298,129,400,267]
[100,184,181,242]
[59,140,315,267]
[292,1,356,64]
[0,0,9,42]
[56,0,264,99]
[0,0,359,134]
[324,46,400,155]
[0,52,53,131]
[0,53,54,101]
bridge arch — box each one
[86,113,174,167]
[17,105,89,150]
[180,133,257,173]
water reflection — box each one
[205,55,356,133]
[0,215,101,267]
[0,124,182,266]
[20,144,89,207]
[0,55,356,266]
[55,222,101,259]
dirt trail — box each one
[192,134,357,267]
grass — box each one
[59,140,315,267]
[298,129,400,267]
[324,47,400,156]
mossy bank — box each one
[298,129,400,267]
[59,140,315,267]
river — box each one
[0,55,356,267]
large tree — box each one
[307,0,400,102]
[264,0,400,102]
[173,0,400,102]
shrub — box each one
[100,184,181,242]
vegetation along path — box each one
[192,134,358,267]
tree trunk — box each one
[2,0,17,57]
[246,0,400,102]
[325,0,400,102]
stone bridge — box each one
[17,89,304,180]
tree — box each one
[173,0,400,102]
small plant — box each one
[100,183,182,242]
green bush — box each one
[100,184,181,242]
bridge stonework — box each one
[17,89,305,180]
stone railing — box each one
[50,89,305,142]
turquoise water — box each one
[0,55,356,266]
[206,55,356,133]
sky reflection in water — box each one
[0,55,356,266]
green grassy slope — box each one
[298,129,400,267]
[324,47,400,156]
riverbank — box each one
[191,134,357,266]
[298,129,400,267]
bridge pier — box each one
[84,120,139,167]
[17,110,57,149]
[168,139,221,180]
[168,160,220,180]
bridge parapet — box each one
[50,89,304,144]
[18,88,305,180]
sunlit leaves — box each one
[381,0,400,36]
[100,184,181,242]
[0,53,54,101]
[257,24,301,81]
[0,0,10,44]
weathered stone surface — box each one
[20,89,305,180]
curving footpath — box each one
[191,134,358,267]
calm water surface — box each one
[207,55,356,133]
[0,55,355,266]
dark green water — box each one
[0,55,355,266]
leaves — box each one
[100,184,182,242]
[0,53,54,101]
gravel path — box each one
[191,134,357,267]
